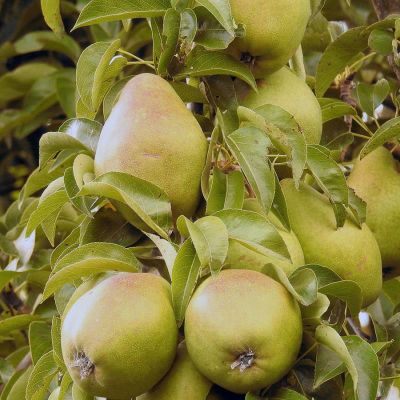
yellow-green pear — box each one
[61,273,178,399]
[224,198,305,275]
[281,179,382,306]
[348,147,400,271]
[95,73,208,218]
[138,342,212,400]
[229,0,311,74]
[237,67,322,144]
[185,269,302,394]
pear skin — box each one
[281,179,382,306]
[348,147,400,271]
[185,269,302,394]
[138,342,212,400]
[224,198,305,275]
[61,273,178,399]
[95,73,208,219]
[229,0,311,73]
[237,67,322,144]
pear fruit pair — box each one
[95,73,208,219]
[237,67,323,145]
[61,273,178,399]
[229,0,311,75]
[348,147,400,272]
[281,179,382,306]
[224,198,305,276]
[185,269,303,394]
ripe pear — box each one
[281,179,382,306]
[229,0,311,74]
[61,273,178,399]
[138,342,212,400]
[95,73,208,218]
[224,198,305,275]
[185,269,302,394]
[348,147,400,271]
[237,67,322,144]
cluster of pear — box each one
[59,1,396,398]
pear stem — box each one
[71,351,95,379]
[231,350,255,372]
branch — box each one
[371,0,400,19]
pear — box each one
[237,67,322,144]
[348,147,400,272]
[61,273,178,399]
[224,198,305,275]
[95,73,208,218]
[138,342,212,400]
[229,0,311,74]
[281,179,382,306]
[185,269,302,394]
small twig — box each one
[346,317,369,340]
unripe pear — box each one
[229,0,311,74]
[138,342,212,400]
[281,179,382,306]
[95,73,208,218]
[348,147,400,272]
[185,269,302,394]
[61,273,178,399]
[224,198,305,275]
[237,67,322,144]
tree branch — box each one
[371,0,400,19]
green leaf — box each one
[175,47,256,90]
[26,351,58,400]
[262,264,318,306]
[14,31,80,62]
[26,190,69,237]
[301,293,330,325]
[41,0,65,35]
[59,118,102,153]
[29,322,52,365]
[172,239,201,327]
[64,168,94,217]
[225,126,275,213]
[0,63,57,105]
[316,18,397,96]
[158,8,180,76]
[342,336,379,400]
[51,317,64,370]
[319,281,363,317]
[315,325,358,393]
[319,98,357,123]
[368,29,393,55]
[0,315,44,336]
[145,233,178,279]
[1,367,31,400]
[314,344,346,388]
[180,9,197,45]
[271,173,291,230]
[42,242,139,300]
[76,39,126,114]
[79,172,172,239]
[195,0,236,36]
[39,132,93,168]
[237,105,307,186]
[194,6,235,50]
[306,145,348,227]
[356,79,390,117]
[74,0,170,28]
[224,171,245,209]
[103,76,131,119]
[177,216,229,274]
[214,209,290,261]
[271,388,309,400]
[360,117,400,157]
[56,75,76,119]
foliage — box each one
[1,0,400,399]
